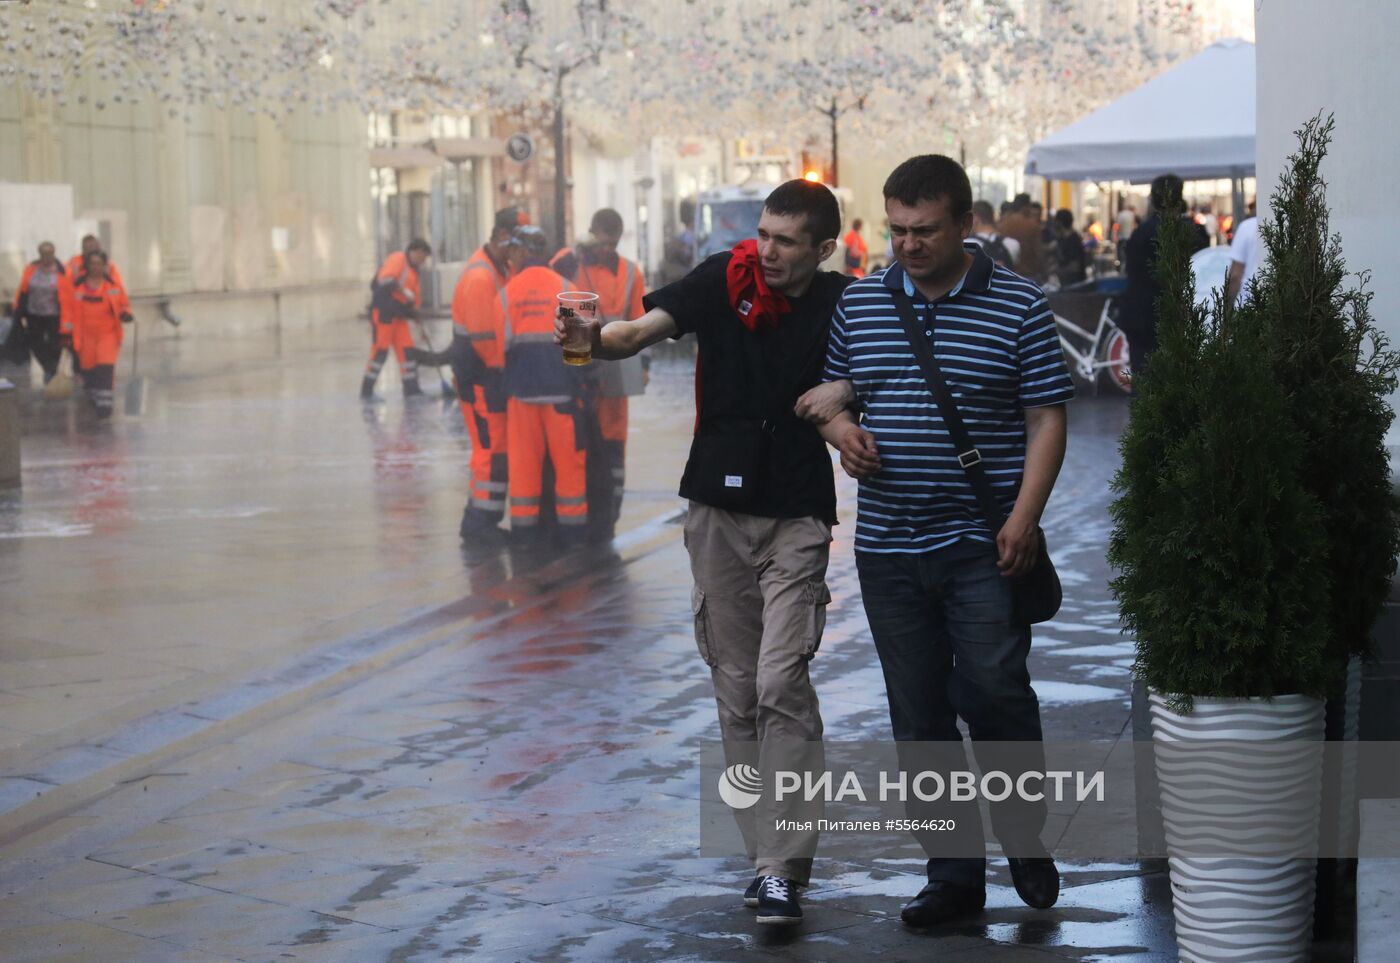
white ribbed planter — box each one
[1148,693,1326,963]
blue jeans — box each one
[856,540,1048,887]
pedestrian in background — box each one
[361,238,431,401]
[68,234,125,294]
[969,200,1016,269]
[559,179,851,926]
[444,207,526,539]
[550,208,647,540]
[500,226,589,541]
[999,195,1046,283]
[1226,199,1260,306]
[1120,174,1209,378]
[12,241,71,384]
[1115,203,1137,265]
[843,217,868,278]
[1196,203,1220,245]
[69,250,133,419]
[1050,209,1087,287]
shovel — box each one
[123,302,180,417]
[413,317,457,406]
[124,316,147,416]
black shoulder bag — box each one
[888,289,1061,625]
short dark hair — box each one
[492,206,526,236]
[884,155,972,219]
[1150,174,1185,214]
[763,179,841,245]
[84,250,107,265]
[1054,209,1074,229]
[971,200,996,225]
[589,208,624,236]
[851,218,864,231]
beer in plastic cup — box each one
[558,291,599,366]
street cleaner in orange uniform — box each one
[361,238,431,401]
[549,208,647,539]
[842,218,868,278]
[67,235,126,294]
[13,241,73,383]
[67,250,132,419]
[440,207,528,539]
[498,225,589,543]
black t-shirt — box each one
[1121,214,1210,328]
[644,252,852,523]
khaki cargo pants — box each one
[684,502,831,885]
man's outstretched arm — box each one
[555,306,679,360]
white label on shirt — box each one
[724,475,744,488]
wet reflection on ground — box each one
[0,328,1196,959]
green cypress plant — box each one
[1108,206,1331,712]
[1249,114,1400,676]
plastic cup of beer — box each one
[558,291,599,365]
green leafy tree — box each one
[1249,114,1400,675]
[1109,209,1331,712]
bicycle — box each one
[1047,279,1132,395]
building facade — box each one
[0,81,375,333]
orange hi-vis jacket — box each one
[499,264,575,403]
[66,278,130,368]
[843,228,868,278]
[67,256,125,294]
[374,250,421,313]
[550,248,645,324]
[14,261,74,329]
[451,246,510,369]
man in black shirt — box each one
[556,180,850,926]
[1120,173,1210,379]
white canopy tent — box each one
[1025,39,1255,184]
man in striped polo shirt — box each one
[802,155,1074,927]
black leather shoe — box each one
[900,881,986,927]
[1007,856,1060,909]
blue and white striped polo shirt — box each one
[823,244,1075,554]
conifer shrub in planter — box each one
[1108,116,1398,961]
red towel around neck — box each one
[725,239,789,332]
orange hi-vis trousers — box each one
[461,378,509,523]
[364,316,419,388]
[507,398,587,530]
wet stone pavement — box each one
[0,320,1179,960]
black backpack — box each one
[975,233,1014,269]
